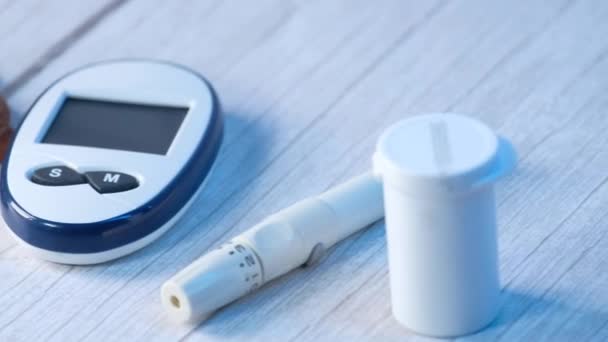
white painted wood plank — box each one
[1,0,608,341]
[0,0,124,96]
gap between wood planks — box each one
[2,0,128,98]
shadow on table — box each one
[466,289,608,340]
[180,285,608,341]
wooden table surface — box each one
[1,0,608,341]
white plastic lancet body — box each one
[161,173,385,322]
[373,113,517,337]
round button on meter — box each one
[1,60,223,264]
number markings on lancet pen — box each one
[227,243,262,292]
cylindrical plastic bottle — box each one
[373,113,516,337]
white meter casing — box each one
[1,60,223,264]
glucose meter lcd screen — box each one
[42,98,187,155]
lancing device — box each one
[161,173,383,322]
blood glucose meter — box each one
[1,60,223,264]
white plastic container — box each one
[373,113,516,337]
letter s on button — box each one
[49,168,63,178]
[31,166,85,186]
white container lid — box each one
[373,113,516,196]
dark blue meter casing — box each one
[0,60,223,264]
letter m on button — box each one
[104,173,120,183]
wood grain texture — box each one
[1,0,608,341]
[0,0,126,98]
